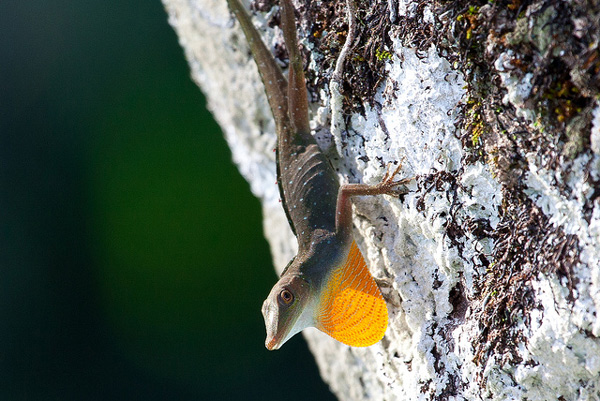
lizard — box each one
[226,0,410,350]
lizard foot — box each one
[375,162,413,196]
[375,277,403,308]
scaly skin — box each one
[226,0,410,350]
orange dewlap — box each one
[316,241,388,347]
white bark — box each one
[162,0,600,399]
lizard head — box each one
[262,240,388,350]
[261,266,313,350]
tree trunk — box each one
[161,0,600,399]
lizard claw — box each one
[377,162,413,196]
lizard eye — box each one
[279,289,294,305]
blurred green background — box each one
[0,0,335,399]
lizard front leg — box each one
[335,163,412,237]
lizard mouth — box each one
[265,336,281,351]
[262,298,285,351]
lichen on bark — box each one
[163,0,600,399]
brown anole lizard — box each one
[226,0,410,350]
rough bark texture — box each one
[162,0,600,399]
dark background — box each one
[0,0,335,399]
